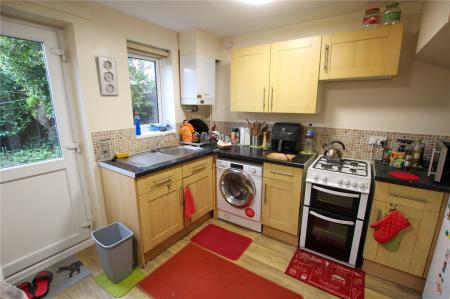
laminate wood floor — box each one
[54,219,421,299]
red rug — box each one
[191,224,252,260]
[285,249,365,299]
[138,243,303,299]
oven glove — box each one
[370,210,410,244]
[381,230,405,251]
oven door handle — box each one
[309,211,355,226]
[312,185,360,198]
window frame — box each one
[127,52,164,127]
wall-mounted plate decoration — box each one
[96,56,118,96]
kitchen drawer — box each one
[375,182,444,212]
[263,163,302,182]
[182,156,212,178]
[136,166,182,195]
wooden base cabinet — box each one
[182,158,214,224]
[262,163,303,238]
[363,182,446,280]
[100,155,214,266]
[139,180,183,253]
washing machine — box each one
[216,158,262,232]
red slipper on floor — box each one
[17,281,35,299]
[32,271,52,299]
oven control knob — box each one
[343,179,350,186]
[321,176,327,183]
[313,174,319,180]
[359,182,367,189]
[337,178,343,185]
[351,181,358,188]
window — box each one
[128,53,162,126]
[0,35,62,169]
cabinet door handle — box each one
[153,176,173,188]
[180,186,184,207]
[264,183,267,204]
[324,44,329,73]
[192,165,206,173]
[270,87,274,111]
[388,192,428,203]
[262,87,266,111]
[271,170,293,177]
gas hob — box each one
[306,156,372,194]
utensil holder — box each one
[251,135,262,147]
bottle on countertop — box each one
[412,140,423,169]
[303,124,316,154]
[134,111,141,136]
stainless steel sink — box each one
[120,152,174,168]
[118,146,203,168]
[158,145,203,156]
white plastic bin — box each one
[91,222,133,283]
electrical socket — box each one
[368,136,387,146]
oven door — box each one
[310,184,361,218]
[304,207,356,264]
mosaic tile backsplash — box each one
[91,122,449,162]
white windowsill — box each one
[135,130,176,139]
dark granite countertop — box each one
[98,144,316,178]
[215,146,316,168]
[373,159,450,193]
[98,146,215,178]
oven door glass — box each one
[310,184,360,218]
[305,208,355,263]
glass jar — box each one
[363,8,381,28]
[383,2,401,25]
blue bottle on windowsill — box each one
[134,112,141,136]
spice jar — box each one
[383,2,401,25]
[363,8,381,28]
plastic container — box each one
[363,8,381,28]
[383,2,401,25]
[91,222,134,283]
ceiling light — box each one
[242,0,273,5]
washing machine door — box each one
[219,168,256,208]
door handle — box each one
[271,170,293,177]
[324,44,329,73]
[310,211,355,226]
[270,87,274,111]
[262,87,266,111]
[65,142,81,153]
[264,183,267,204]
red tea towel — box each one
[184,186,196,221]
[388,171,420,181]
[370,210,410,244]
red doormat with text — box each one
[138,243,303,299]
[285,249,364,299]
[191,224,252,260]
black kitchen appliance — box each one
[271,123,302,154]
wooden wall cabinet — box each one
[363,182,446,279]
[262,163,304,242]
[319,24,403,80]
[230,36,321,114]
[100,155,214,266]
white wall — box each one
[212,3,450,136]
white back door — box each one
[0,18,90,277]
